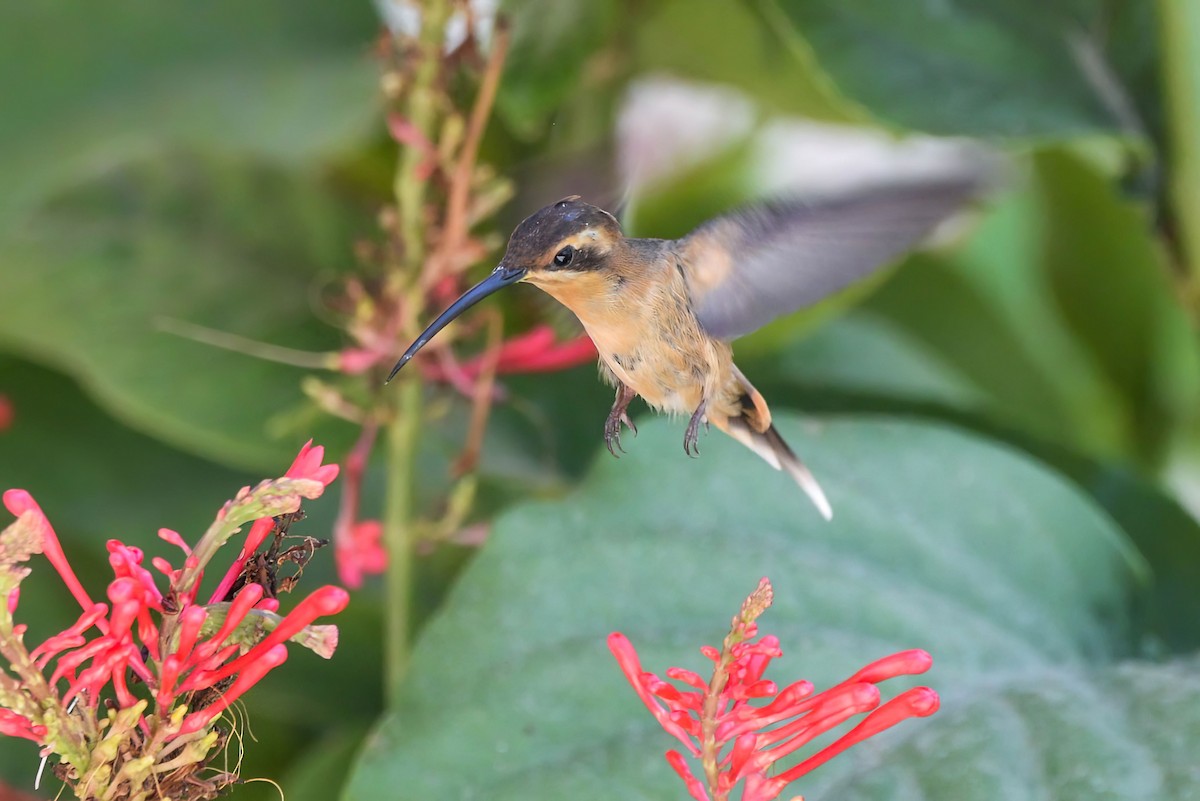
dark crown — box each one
[501,197,621,270]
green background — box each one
[2,1,1199,799]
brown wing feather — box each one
[676,174,988,341]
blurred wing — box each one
[677,176,984,341]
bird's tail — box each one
[713,366,833,520]
[719,416,833,520]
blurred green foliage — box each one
[2,1,1200,800]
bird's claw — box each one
[605,385,638,458]
[605,410,637,458]
[684,403,707,458]
[622,412,637,437]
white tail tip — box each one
[784,459,833,521]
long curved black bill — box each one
[386,265,527,383]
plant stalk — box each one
[383,376,422,702]
[383,0,451,702]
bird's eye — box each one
[553,245,575,267]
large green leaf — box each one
[736,311,985,414]
[765,0,1151,139]
[0,1,378,229]
[0,154,366,468]
[342,414,1190,801]
[816,658,1200,800]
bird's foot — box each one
[684,402,708,457]
[604,413,625,457]
[604,411,638,457]
[605,384,638,458]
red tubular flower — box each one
[3,490,97,617]
[609,578,939,801]
[387,113,438,180]
[474,325,597,374]
[337,347,384,375]
[331,422,386,590]
[0,710,45,743]
[286,440,342,486]
[336,519,388,589]
[419,325,598,387]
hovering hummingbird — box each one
[388,175,984,519]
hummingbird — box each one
[388,175,984,519]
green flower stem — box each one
[384,377,422,701]
[1160,0,1200,302]
[384,0,451,702]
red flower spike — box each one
[1,440,347,798]
[610,579,939,801]
[0,394,12,432]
